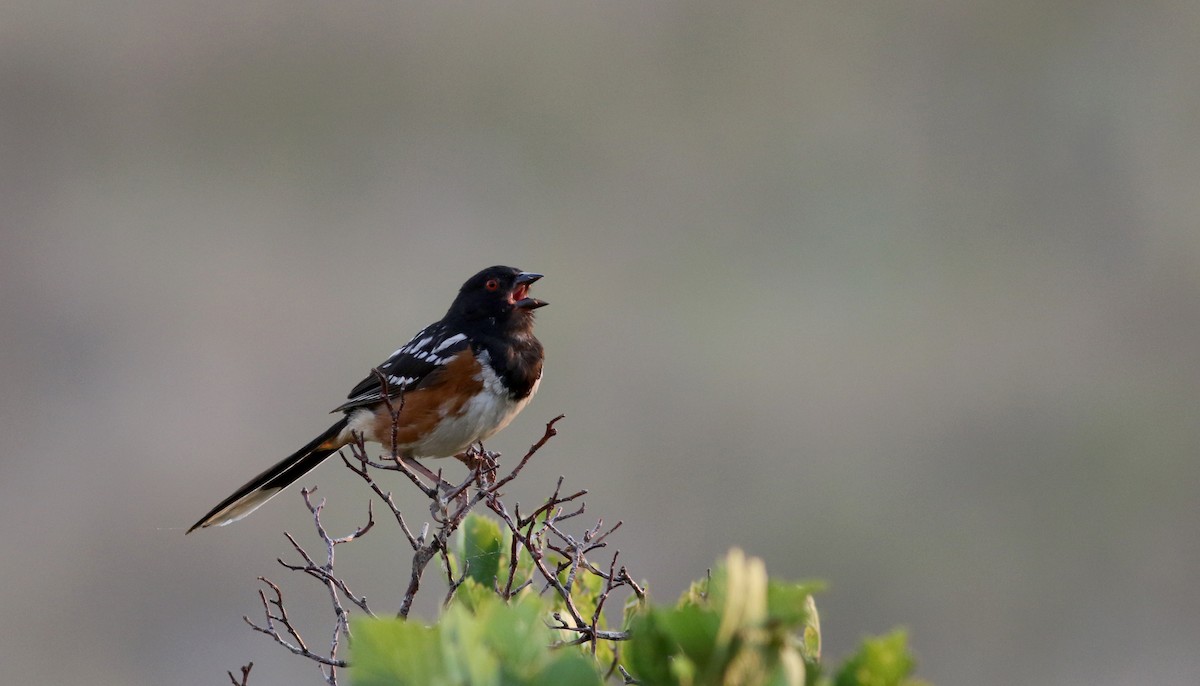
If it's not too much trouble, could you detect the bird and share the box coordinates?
[188,265,547,532]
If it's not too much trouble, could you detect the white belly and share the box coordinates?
[417,378,535,458]
[413,362,540,457]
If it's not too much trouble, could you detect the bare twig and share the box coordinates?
[276,490,375,617]
[488,415,565,495]
[372,368,403,466]
[244,487,378,685]
[244,578,347,670]
[398,537,439,618]
[227,662,252,686]
[341,440,420,548]
[442,553,468,607]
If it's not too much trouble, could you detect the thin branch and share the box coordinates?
[227,662,252,686]
[442,554,468,608]
[488,414,565,495]
[244,578,347,669]
[398,540,439,618]
[341,442,420,548]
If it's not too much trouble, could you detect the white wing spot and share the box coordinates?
[434,333,466,353]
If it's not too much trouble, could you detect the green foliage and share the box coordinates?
[451,511,623,668]
[626,549,822,686]
[827,630,929,686]
[449,511,536,610]
[348,517,927,686]
[351,591,602,686]
[452,513,503,588]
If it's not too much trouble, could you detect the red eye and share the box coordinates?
[485,278,500,292]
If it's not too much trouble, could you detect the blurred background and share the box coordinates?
[2,2,1198,684]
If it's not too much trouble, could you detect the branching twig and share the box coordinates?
[277,490,375,617]
[243,487,376,685]
[244,578,348,671]
[488,415,565,495]
[227,662,252,686]
[341,441,420,548]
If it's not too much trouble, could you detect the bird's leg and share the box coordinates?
[401,457,450,488]
[401,456,474,526]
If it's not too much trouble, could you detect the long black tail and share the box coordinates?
[187,417,349,533]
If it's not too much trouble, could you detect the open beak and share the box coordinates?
[513,272,547,309]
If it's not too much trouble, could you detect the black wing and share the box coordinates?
[333,322,471,413]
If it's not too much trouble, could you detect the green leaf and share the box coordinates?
[350,617,444,686]
[531,654,604,686]
[458,513,504,587]
[626,610,682,686]
[658,603,721,674]
[452,577,496,614]
[438,603,496,686]
[766,580,824,628]
[478,592,547,669]
[834,630,919,686]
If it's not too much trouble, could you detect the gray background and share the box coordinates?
[3,2,1198,685]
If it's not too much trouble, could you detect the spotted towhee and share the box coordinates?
[188,265,547,532]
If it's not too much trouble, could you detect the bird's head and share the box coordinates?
[449,266,547,324]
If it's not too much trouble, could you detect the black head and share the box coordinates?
[448,266,547,323]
